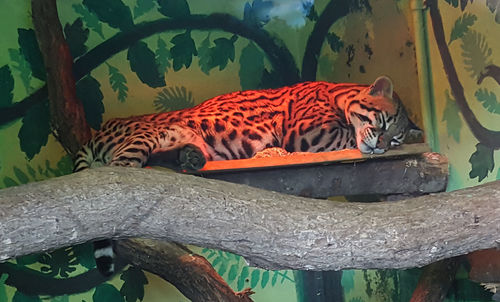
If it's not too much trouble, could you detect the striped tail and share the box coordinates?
[93,239,115,276]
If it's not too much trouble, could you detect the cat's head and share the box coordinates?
[345,76,420,154]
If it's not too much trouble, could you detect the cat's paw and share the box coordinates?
[178,144,207,171]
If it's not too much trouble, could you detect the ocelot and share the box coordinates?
[74,76,416,275]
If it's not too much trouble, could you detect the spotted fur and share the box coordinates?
[74,76,414,275]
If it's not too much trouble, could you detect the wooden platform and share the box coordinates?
[194,144,448,199]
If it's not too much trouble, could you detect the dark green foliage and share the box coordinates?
[170,30,197,71]
[261,270,269,287]
[2,177,18,188]
[475,88,500,114]
[449,13,476,45]
[18,101,51,160]
[237,266,249,291]
[461,30,492,79]
[72,243,96,270]
[12,292,41,302]
[39,247,78,278]
[17,28,46,81]
[153,86,194,112]
[13,166,29,184]
[157,0,190,18]
[0,274,7,302]
[8,48,32,93]
[445,0,459,8]
[2,156,72,188]
[469,143,495,181]
[93,284,125,302]
[64,18,89,58]
[442,90,462,143]
[72,4,105,39]
[198,35,237,74]
[120,266,148,302]
[76,75,105,130]
[155,36,171,74]
[239,41,265,90]
[243,0,273,27]
[107,64,128,102]
[127,41,166,88]
[0,65,14,107]
[16,254,41,265]
[83,0,134,31]
[326,32,344,53]
[133,0,156,19]
[460,0,472,10]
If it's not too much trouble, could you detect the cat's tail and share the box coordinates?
[93,239,115,276]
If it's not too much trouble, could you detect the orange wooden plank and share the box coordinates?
[200,143,430,173]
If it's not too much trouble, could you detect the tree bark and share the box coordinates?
[116,239,254,302]
[31,0,91,155]
[0,167,499,271]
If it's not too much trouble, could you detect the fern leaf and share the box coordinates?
[153,86,194,112]
[449,13,476,45]
[475,88,500,114]
[460,30,493,79]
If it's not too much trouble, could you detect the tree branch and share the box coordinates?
[477,64,500,86]
[428,0,500,149]
[31,0,91,155]
[0,13,300,126]
[1,167,499,271]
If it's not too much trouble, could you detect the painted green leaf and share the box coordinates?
[250,269,260,288]
[210,36,237,71]
[217,258,228,276]
[64,18,89,58]
[442,90,462,143]
[0,65,14,107]
[72,242,95,269]
[239,41,265,90]
[13,292,42,302]
[261,270,269,288]
[326,32,344,52]
[445,0,459,8]
[271,270,279,286]
[120,266,148,302]
[18,28,46,81]
[133,0,156,19]
[16,253,40,265]
[475,88,500,114]
[469,143,494,182]
[26,164,37,179]
[8,48,32,93]
[449,13,476,45]
[93,284,125,302]
[108,64,128,102]
[157,0,190,18]
[13,166,29,184]
[497,167,500,180]
[18,101,51,159]
[0,274,8,302]
[243,0,273,27]
[39,247,78,278]
[306,5,319,21]
[170,30,197,71]
[237,266,250,291]
[76,75,105,130]
[461,30,492,79]
[51,295,69,302]
[57,155,74,175]
[197,35,212,75]
[227,263,239,282]
[128,41,165,88]
[155,36,171,74]
[83,0,134,30]
[72,4,105,39]
[211,254,222,268]
[3,177,18,187]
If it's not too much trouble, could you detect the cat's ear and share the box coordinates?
[369,76,393,98]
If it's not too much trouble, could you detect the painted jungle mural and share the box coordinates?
[0,0,498,301]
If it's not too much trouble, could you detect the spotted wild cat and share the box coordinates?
[74,75,416,275]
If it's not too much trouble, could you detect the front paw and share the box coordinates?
[178,144,207,171]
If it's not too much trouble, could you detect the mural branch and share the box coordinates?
[428,0,500,150]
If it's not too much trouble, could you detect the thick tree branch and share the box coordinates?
[31,0,91,155]
[477,64,500,86]
[428,0,500,149]
[0,167,499,271]
[116,239,254,302]
[0,13,299,126]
